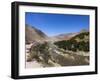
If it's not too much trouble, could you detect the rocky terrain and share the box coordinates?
[25,24,89,68]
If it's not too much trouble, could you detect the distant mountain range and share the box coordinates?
[25,24,88,43]
[51,33,78,42]
[52,29,88,41]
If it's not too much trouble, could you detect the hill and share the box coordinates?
[50,33,78,42]
[54,32,89,52]
[25,24,48,44]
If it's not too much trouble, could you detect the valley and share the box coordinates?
[25,24,89,68]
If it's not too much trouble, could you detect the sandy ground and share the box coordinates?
[26,60,43,68]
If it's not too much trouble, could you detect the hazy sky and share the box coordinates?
[25,12,89,36]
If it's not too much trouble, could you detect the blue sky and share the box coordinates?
[25,12,89,36]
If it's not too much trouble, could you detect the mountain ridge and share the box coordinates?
[25,24,48,44]
[26,24,89,43]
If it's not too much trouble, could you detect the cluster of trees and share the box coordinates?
[54,32,89,52]
[54,40,89,52]
[71,32,89,40]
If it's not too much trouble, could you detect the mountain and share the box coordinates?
[50,33,78,42]
[51,29,89,42]
[70,31,89,42]
[54,31,89,52]
[25,24,48,44]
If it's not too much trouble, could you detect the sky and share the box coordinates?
[25,12,89,36]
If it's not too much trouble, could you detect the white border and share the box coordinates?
[19,5,95,76]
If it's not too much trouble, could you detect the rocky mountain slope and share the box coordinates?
[54,32,89,52]
[25,24,48,44]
